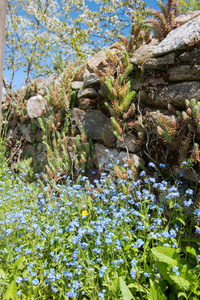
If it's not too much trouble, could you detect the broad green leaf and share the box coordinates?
[170,275,191,291]
[178,292,187,298]
[128,283,147,293]
[111,277,121,296]
[149,279,168,300]
[119,277,134,300]
[185,246,197,258]
[14,256,23,270]
[176,217,185,226]
[151,246,178,266]
[4,280,17,300]
[0,269,5,279]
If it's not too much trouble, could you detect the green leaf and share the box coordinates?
[111,277,121,296]
[14,256,23,270]
[151,246,178,266]
[178,292,187,298]
[185,246,197,258]
[176,217,185,226]
[128,283,147,293]
[149,279,168,300]
[170,275,191,292]
[4,280,17,300]
[0,269,5,279]
[119,277,134,300]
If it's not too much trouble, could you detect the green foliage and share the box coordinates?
[151,245,200,299]
[51,44,67,74]
[152,99,200,167]
[39,116,95,185]
[118,20,152,56]
[146,0,180,41]
[2,90,28,126]
[97,50,136,140]
[178,0,200,13]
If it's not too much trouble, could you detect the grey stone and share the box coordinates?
[77,88,99,99]
[27,95,47,118]
[94,144,144,172]
[35,130,43,142]
[130,43,157,66]
[173,165,200,185]
[73,108,115,146]
[142,53,175,70]
[174,10,200,26]
[83,73,100,88]
[71,81,84,89]
[153,15,200,56]
[79,98,96,110]
[18,123,33,143]
[178,47,200,64]
[116,134,141,153]
[168,65,200,81]
[156,82,200,109]
[140,81,200,109]
[86,49,108,73]
[22,144,36,158]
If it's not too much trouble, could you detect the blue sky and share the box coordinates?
[4,0,159,92]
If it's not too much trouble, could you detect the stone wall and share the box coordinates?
[3,11,200,183]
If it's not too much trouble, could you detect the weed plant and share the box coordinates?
[0,160,200,300]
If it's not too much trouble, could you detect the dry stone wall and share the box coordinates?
[4,12,200,182]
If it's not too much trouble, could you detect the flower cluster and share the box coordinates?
[0,167,199,299]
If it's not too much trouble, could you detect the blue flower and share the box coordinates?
[149,162,155,168]
[135,239,144,249]
[140,171,146,177]
[144,272,150,278]
[172,266,180,276]
[66,288,77,298]
[16,277,23,284]
[194,209,200,217]
[98,292,105,299]
[17,290,22,296]
[131,259,137,267]
[172,266,178,272]
[186,189,193,195]
[184,199,193,206]
[99,266,107,278]
[130,268,136,279]
[32,278,39,286]
[159,163,166,168]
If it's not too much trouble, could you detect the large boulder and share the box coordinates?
[140,81,200,109]
[73,108,115,146]
[174,10,200,26]
[168,65,200,81]
[178,47,200,64]
[153,15,200,56]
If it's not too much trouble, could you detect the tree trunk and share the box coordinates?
[0,0,7,133]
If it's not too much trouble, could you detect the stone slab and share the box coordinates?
[153,15,200,56]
